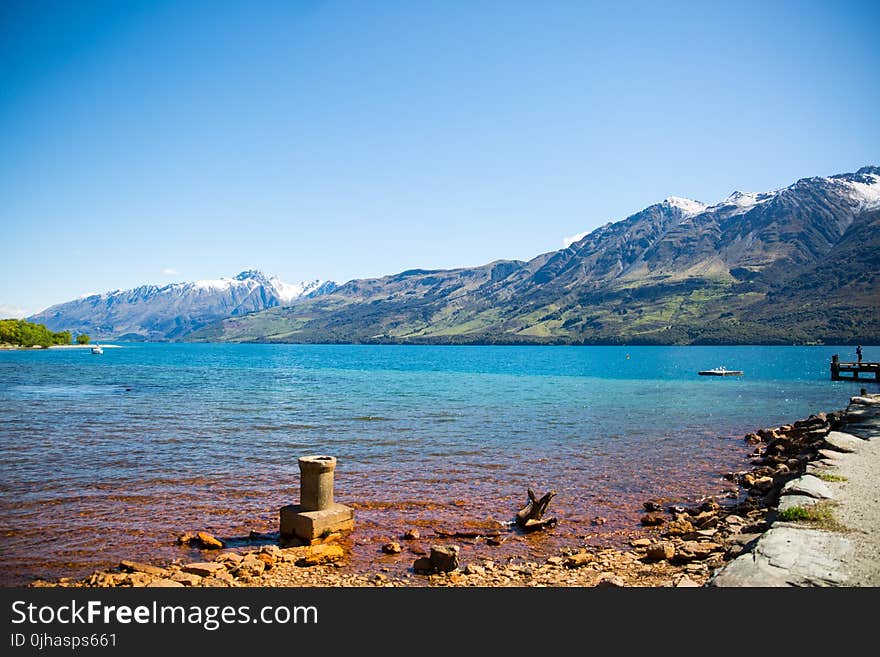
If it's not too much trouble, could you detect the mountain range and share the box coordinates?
[30,166,879,345]
[189,166,880,345]
[29,271,336,341]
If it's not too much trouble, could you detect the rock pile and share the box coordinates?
[35,540,349,589]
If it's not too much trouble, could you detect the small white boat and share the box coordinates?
[698,366,743,376]
[91,345,104,355]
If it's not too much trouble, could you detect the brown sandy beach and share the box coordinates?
[31,393,880,589]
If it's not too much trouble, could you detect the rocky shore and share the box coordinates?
[31,394,879,588]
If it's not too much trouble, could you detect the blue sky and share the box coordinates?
[2,0,878,316]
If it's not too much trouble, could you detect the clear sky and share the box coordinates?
[2,0,878,317]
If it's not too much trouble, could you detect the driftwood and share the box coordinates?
[515,488,558,532]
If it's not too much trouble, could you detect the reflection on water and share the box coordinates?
[0,343,869,585]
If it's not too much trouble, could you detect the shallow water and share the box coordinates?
[0,344,873,585]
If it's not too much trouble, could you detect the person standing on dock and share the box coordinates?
[856,345,863,363]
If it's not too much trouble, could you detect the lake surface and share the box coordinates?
[0,344,873,585]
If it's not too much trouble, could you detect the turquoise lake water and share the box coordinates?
[0,343,875,584]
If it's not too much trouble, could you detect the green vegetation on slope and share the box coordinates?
[186,179,880,346]
[0,319,72,348]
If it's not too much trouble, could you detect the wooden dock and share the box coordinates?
[831,355,880,382]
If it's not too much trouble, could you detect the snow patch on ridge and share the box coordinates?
[838,173,880,211]
[191,277,240,292]
[663,196,707,217]
[563,230,590,248]
[561,168,878,263]
[710,190,776,215]
[269,277,325,303]
[183,271,327,303]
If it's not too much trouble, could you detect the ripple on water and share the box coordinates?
[0,343,863,585]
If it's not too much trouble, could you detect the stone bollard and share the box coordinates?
[298,455,336,511]
[280,455,354,542]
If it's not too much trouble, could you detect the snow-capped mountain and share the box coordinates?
[185,270,329,304]
[196,166,880,345]
[29,270,337,340]
[662,196,708,217]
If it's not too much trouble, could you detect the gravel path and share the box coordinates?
[825,397,880,586]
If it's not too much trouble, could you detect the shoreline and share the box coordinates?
[710,392,880,586]
[47,343,121,349]
[29,394,879,588]
[0,343,121,350]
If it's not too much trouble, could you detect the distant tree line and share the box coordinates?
[0,319,73,348]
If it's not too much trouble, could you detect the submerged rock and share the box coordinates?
[429,545,460,573]
[177,531,225,549]
[413,557,434,574]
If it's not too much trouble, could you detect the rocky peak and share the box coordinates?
[29,269,335,340]
[233,270,270,284]
[662,196,707,217]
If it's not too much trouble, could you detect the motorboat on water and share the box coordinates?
[698,366,743,376]
[91,345,104,355]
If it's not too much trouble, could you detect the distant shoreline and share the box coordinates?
[0,344,121,350]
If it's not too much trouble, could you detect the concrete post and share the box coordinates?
[280,455,354,541]
[298,455,336,511]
